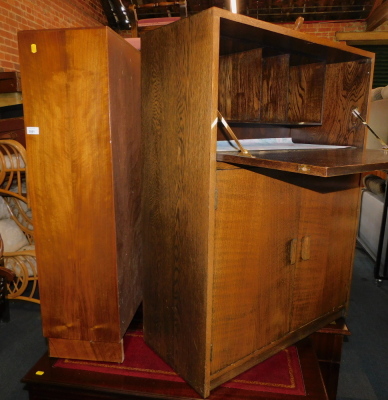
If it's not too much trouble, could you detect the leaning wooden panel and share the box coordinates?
[18,27,142,362]
[141,12,219,397]
[106,29,142,336]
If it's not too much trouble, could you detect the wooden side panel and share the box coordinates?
[288,62,325,123]
[291,60,372,146]
[218,48,262,121]
[18,28,140,359]
[291,175,360,329]
[211,168,298,374]
[261,54,289,123]
[107,30,142,336]
[141,12,219,397]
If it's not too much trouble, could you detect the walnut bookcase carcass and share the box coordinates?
[18,27,142,362]
[141,7,388,398]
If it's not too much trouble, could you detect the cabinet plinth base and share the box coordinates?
[210,309,344,391]
[48,337,124,363]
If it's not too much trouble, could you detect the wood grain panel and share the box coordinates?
[291,60,373,147]
[290,175,360,329]
[48,337,123,362]
[18,27,142,361]
[288,62,325,123]
[141,11,219,397]
[20,28,115,342]
[211,168,298,374]
[261,54,289,123]
[107,30,142,336]
[218,48,262,121]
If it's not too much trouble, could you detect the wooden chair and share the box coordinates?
[0,234,16,322]
[127,1,187,38]
[0,140,38,304]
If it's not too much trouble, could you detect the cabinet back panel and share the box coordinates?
[291,60,372,146]
[261,54,289,123]
[288,62,325,123]
[218,48,262,120]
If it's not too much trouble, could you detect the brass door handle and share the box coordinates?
[301,236,311,261]
[289,238,297,265]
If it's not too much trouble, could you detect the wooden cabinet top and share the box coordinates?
[213,7,373,63]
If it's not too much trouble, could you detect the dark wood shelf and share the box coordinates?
[217,148,388,177]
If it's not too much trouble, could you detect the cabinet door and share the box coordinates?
[290,175,360,330]
[211,167,299,374]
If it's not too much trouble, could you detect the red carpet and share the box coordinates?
[54,330,305,396]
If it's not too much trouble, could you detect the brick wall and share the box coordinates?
[0,0,107,72]
[1,1,388,72]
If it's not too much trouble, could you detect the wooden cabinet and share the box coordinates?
[18,27,142,362]
[211,167,360,377]
[141,7,388,398]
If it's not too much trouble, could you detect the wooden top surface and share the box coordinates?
[204,7,373,62]
[217,148,388,177]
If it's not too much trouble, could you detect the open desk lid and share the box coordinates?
[216,147,388,177]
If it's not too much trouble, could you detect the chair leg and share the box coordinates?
[1,298,11,322]
[0,264,16,322]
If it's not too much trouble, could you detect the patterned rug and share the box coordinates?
[54,329,305,396]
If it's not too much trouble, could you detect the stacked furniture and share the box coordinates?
[0,139,38,304]
[141,7,388,397]
[0,72,24,146]
[0,235,15,322]
[18,27,142,363]
[127,0,188,38]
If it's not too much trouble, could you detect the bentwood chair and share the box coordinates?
[0,235,15,322]
[0,140,38,304]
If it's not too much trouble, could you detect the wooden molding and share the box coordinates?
[335,31,388,45]
[367,0,388,31]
